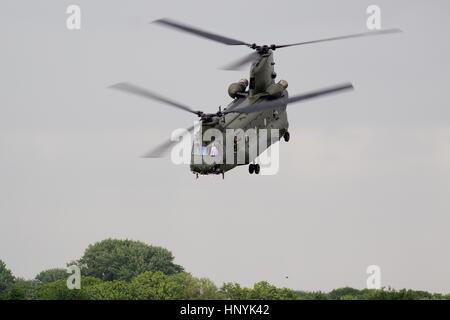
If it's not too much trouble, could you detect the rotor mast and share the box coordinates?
[249,48,276,96]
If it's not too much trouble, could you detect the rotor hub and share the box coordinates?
[250,44,276,54]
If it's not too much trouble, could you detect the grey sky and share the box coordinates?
[1,0,449,293]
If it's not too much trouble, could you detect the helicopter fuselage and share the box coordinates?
[190,50,290,176]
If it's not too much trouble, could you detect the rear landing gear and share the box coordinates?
[283,131,290,142]
[249,164,260,175]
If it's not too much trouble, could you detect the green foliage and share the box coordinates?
[249,281,299,300]
[3,239,450,300]
[130,271,167,299]
[77,239,183,281]
[328,287,363,300]
[84,280,134,300]
[358,288,435,300]
[0,260,15,298]
[35,268,68,284]
[220,283,251,299]
[4,279,41,300]
[220,282,298,300]
[162,272,209,300]
[131,272,220,300]
[36,276,101,300]
[296,290,329,300]
[196,278,221,300]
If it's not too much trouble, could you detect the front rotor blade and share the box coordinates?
[142,124,196,158]
[153,18,250,46]
[275,28,402,49]
[231,82,354,114]
[109,82,202,116]
[221,52,260,71]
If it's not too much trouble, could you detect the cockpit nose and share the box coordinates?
[190,163,222,175]
[191,134,223,175]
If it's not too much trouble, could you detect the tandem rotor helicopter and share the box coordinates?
[110,18,401,179]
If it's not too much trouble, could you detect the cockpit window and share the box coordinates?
[192,141,220,156]
[192,142,203,155]
[209,142,219,157]
[192,134,221,157]
[192,130,203,155]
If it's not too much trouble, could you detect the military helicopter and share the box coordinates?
[110,18,400,178]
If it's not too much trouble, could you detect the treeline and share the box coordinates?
[1,239,448,300]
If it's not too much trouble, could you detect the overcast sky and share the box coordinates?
[1,0,449,293]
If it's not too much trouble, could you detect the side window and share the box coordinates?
[249,77,255,90]
[273,110,279,120]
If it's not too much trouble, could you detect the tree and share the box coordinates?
[360,288,435,300]
[163,272,217,300]
[5,279,41,300]
[131,271,168,299]
[36,276,101,300]
[296,290,328,300]
[249,281,299,300]
[35,268,68,284]
[220,282,299,300]
[84,280,134,300]
[0,260,14,298]
[77,239,183,281]
[329,287,362,300]
[196,278,221,300]
[220,283,251,300]
[131,272,220,300]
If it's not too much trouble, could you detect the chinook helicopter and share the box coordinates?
[110,18,400,178]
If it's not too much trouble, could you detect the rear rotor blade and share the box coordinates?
[142,124,196,158]
[231,82,354,114]
[275,28,402,49]
[153,18,250,46]
[109,82,202,116]
[221,52,260,71]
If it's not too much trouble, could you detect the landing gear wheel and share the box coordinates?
[249,164,255,174]
[283,131,290,142]
[254,164,260,174]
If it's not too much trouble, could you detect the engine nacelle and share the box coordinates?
[266,80,288,98]
[228,79,249,98]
